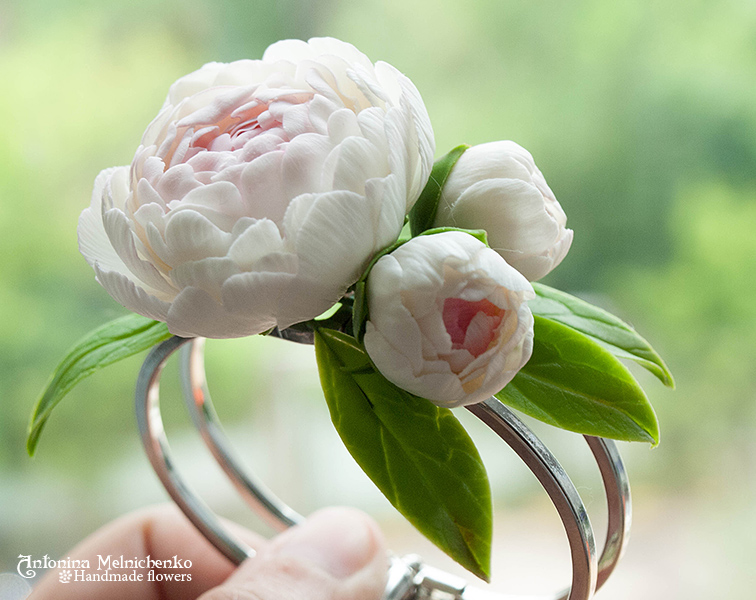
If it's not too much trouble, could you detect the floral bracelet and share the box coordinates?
[31,37,672,582]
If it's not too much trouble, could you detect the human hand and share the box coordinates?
[32,505,388,600]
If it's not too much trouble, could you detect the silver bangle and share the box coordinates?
[136,334,631,600]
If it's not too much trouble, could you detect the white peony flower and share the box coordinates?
[363,231,534,408]
[79,37,434,338]
[433,141,572,281]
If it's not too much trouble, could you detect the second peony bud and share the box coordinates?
[363,231,534,408]
[433,141,573,281]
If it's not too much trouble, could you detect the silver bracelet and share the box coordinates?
[136,334,630,600]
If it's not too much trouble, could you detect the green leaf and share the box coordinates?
[315,328,492,581]
[530,283,674,388]
[27,314,171,455]
[409,144,469,236]
[352,280,368,340]
[419,226,490,247]
[497,316,660,445]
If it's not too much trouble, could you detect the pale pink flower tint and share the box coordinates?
[78,38,434,338]
[364,231,534,408]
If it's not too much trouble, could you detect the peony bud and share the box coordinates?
[363,231,534,407]
[433,141,572,281]
[78,38,434,338]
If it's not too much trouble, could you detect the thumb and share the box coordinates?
[199,507,388,600]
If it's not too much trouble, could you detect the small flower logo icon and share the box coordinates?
[58,570,72,584]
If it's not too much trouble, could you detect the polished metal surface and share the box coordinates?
[179,338,304,532]
[466,400,596,600]
[135,336,254,565]
[136,334,632,600]
[584,437,631,592]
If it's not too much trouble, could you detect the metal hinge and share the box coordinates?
[384,555,468,600]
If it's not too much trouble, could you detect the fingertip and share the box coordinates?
[212,507,389,600]
[272,507,386,579]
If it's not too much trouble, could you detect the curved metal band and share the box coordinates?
[135,335,254,564]
[136,335,631,600]
[179,337,304,532]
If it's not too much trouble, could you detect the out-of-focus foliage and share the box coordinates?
[1,0,755,594]
[612,182,756,485]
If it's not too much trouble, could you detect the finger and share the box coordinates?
[199,507,388,600]
[32,504,267,600]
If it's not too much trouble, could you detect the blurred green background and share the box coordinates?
[1,0,755,598]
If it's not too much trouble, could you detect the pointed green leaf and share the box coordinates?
[530,283,674,388]
[497,316,660,445]
[28,314,171,455]
[315,328,492,581]
[409,144,469,236]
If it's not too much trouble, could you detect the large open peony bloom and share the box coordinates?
[79,37,434,338]
[363,231,534,407]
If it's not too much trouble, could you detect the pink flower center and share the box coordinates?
[189,103,274,154]
[443,298,506,358]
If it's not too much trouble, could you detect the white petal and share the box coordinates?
[169,181,246,232]
[167,286,269,338]
[280,193,317,250]
[163,209,233,265]
[413,371,467,407]
[165,62,228,105]
[416,310,453,354]
[302,55,362,107]
[364,323,424,384]
[306,37,375,72]
[78,167,130,273]
[262,39,313,62]
[374,61,403,105]
[170,257,242,301]
[79,205,126,273]
[365,256,427,373]
[134,178,167,212]
[451,179,561,255]
[228,219,286,270]
[510,228,574,281]
[176,86,254,129]
[156,164,202,201]
[221,268,333,330]
[331,136,384,195]
[281,133,333,200]
[307,94,339,134]
[240,132,287,162]
[239,150,289,224]
[214,60,272,87]
[302,65,344,107]
[366,174,406,250]
[382,106,411,198]
[346,65,388,107]
[107,165,132,209]
[94,264,171,322]
[282,102,313,138]
[441,143,532,202]
[366,321,466,406]
[356,108,390,163]
[293,190,376,285]
[326,108,362,145]
[102,208,175,297]
[141,106,176,148]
